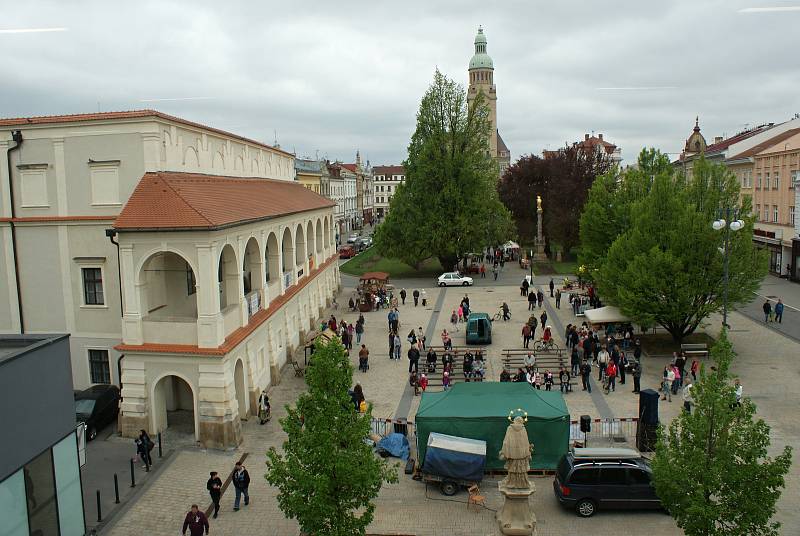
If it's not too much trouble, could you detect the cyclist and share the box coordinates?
[542,325,552,345]
[501,302,510,321]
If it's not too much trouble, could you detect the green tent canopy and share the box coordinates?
[415,382,570,470]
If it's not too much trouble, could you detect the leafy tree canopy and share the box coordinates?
[266,338,398,536]
[499,144,611,253]
[582,154,766,341]
[652,330,792,535]
[373,69,513,270]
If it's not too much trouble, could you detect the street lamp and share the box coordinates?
[712,208,744,328]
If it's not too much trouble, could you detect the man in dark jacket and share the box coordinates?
[207,471,223,518]
[232,462,250,511]
[413,289,420,306]
[182,505,209,536]
[407,345,420,374]
[549,278,555,297]
[580,360,592,393]
[631,361,642,394]
[537,290,544,308]
[527,290,536,310]
[400,288,407,305]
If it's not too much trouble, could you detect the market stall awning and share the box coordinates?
[359,271,389,281]
[584,306,631,325]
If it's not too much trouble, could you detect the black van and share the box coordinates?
[553,448,661,517]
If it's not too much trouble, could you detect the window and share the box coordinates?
[757,174,761,189]
[765,172,770,189]
[628,468,651,485]
[600,467,628,485]
[755,204,760,220]
[0,470,28,536]
[89,162,121,205]
[790,206,795,226]
[774,173,779,189]
[568,468,598,485]
[89,349,110,384]
[773,205,779,223]
[764,206,769,222]
[25,448,59,535]
[387,185,392,192]
[82,267,104,305]
[53,433,86,535]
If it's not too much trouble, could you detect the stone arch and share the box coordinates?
[315,218,323,253]
[218,243,239,310]
[323,216,331,248]
[294,223,306,267]
[184,146,199,169]
[234,357,249,418]
[306,220,315,267]
[242,236,262,296]
[151,372,198,441]
[234,154,244,171]
[281,227,294,276]
[212,151,225,170]
[251,159,260,175]
[138,250,198,320]
[265,231,280,289]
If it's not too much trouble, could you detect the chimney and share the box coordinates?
[598,134,603,141]
[585,134,590,141]
[714,136,723,144]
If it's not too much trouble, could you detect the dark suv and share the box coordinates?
[553,448,661,517]
[75,384,120,441]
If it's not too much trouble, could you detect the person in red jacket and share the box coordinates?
[182,505,209,536]
[605,361,617,393]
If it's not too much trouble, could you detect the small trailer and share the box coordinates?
[421,432,487,496]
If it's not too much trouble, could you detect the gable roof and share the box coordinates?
[497,131,509,154]
[372,165,405,176]
[340,163,357,172]
[114,172,334,231]
[704,125,773,156]
[727,128,800,161]
[0,109,293,157]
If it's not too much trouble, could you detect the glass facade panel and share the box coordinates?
[25,448,59,536]
[0,470,29,536]
[53,433,85,536]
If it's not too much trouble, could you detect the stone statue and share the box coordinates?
[536,195,542,212]
[499,416,533,489]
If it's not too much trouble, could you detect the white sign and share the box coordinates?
[76,422,86,467]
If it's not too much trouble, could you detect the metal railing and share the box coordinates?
[370,417,417,460]
[569,417,639,448]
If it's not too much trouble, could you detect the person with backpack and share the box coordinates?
[231,462,250,511]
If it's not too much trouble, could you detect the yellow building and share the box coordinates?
[295,158,323,194]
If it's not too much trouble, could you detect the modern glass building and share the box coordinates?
[0,334,85,536]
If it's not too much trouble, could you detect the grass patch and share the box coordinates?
[638,331,717,358]
[340,247,444,279]
[551,261,578,275]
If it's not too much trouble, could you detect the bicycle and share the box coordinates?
[533,339,559,352]
[493,308,511,322]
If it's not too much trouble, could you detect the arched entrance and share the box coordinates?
[234,359,248,419]
[152,374,197,441]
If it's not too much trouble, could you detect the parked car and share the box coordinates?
[437,272,473,287]
[361,236,373,248]
[75,384,121,441]
[466,312,492,344]
[553,448,661,517]
[347,233,359,244]
[339,245,356,259]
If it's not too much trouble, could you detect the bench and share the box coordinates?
[680,343,708,359]
[500,348,566,369]
[423,346,487,387]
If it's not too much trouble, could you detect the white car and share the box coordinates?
[437,272,474,287]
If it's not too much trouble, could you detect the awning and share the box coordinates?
[584,306,631,325]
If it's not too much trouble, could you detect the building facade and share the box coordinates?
[326,162,345,243]
[543,133,622,164]
[295,158,323,194]
[466,27,510,176]
[372,165,405,218]
[0,334,85,536]
[0,111,340,448]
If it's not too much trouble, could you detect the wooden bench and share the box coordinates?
[680,343,709,359]
[423,346,487,387]
[500,348,566,369]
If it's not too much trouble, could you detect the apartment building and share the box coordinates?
[372,165,405,218]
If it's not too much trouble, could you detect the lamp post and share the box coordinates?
[712,208,744,328]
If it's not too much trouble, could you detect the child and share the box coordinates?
[690,359,699,382]
[450,311,459,332]
[419,373,428,392]
[409,371,419,396]
[442,371,451,390]
[457,305,464,323]
[544,370,554,391]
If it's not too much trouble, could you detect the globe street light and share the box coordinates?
[712,208,744,328]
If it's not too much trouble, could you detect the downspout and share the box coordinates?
[105,228,125,390]
[6,130,25,333]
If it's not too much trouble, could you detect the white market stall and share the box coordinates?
[583,306,631,326]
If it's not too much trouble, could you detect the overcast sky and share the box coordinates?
[2,1,799,166]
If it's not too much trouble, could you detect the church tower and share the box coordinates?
[467,26,498,157]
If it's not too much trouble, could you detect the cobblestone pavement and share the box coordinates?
[105,267,799,535]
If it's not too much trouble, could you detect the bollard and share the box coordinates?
[96,490,102,522]
[130,458,136,488]
[158,432,162,458]
[114,473,120,504]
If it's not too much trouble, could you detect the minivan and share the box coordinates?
[75,385,121,441]
[553,448,661,517]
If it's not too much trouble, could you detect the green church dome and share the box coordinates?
[468,26,493,70]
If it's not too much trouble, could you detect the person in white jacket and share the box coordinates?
[682,383,693,413]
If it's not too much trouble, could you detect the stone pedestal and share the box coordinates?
[533,210,547,262]
[496,480,537,536]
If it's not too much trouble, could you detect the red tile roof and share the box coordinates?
[372,165,405,176]
[340,163,357,172]
[114,172,334,231]
[0,109,293,157]
[726,128,800,160]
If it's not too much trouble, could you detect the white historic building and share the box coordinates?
[0,111,339,447]
[372,165,405,218]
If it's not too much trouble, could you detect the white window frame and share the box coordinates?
[790,206,795,226]
[77,262,108,308]
[773,205,779,223]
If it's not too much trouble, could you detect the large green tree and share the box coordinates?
[265,339,397,536]
[584,155,766,341]
[652,330,792,535]
[373,69,513,270]
[499,144,611,254]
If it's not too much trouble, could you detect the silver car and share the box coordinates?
[437,272,474,287]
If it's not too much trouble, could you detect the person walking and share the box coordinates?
[257,390,271,424]
[605,361,617,393]
[571,347,580,377]
[580,360,592,393]
[232,462,250,511]
[690,359,699,382]
[631,360,642,394]
[527,290,536,311]
[408,345,420,374]
[136,430,154,468]
[480,263,486,278]
[521,278,529,297]
[182,505,209,536]
[597,346,609,381]
[774,299,784,323]
[537,290,544,308]
[762,300,772,322]
[355,319,364,344]
[555,288,561,309]
[682,383,694,414]
[549,278,554,297]
[734,378,743,406]
[207,471,223,518]
[559,367,571,393]
[661,366,674,402]
[358,344,370,372]
[413,289,420,307]
[400,288,407,305]
[522,323,532,349]
[450,310,459,332]
[493,263,499,280]
[393,333,402,361]
[421,289,428,306]
[539,311,548,331]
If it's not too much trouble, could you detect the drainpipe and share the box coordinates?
[105,228,125,390]
[6,130,25,333]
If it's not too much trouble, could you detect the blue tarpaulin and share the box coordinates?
[377,433,410,460]
[423,433,486,482]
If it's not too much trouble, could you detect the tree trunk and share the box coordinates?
[438,254,459,273]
